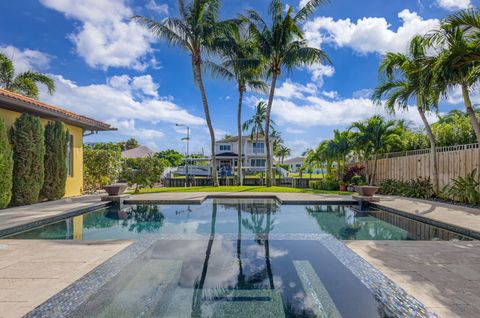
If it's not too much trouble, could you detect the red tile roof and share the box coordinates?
[0,88,115,131]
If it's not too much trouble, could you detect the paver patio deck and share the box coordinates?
[0,239,131,318]
[346,240,480,318]
[372,195,480,234]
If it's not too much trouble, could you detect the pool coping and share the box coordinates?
[369,202,480,240]
[0,201,111,238]
[22,233,437,318]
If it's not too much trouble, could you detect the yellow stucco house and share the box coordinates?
[0,88,115,197]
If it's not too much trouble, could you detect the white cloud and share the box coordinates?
[306,63,334,85]
[436,0,472,10]
[40,0,156,70]
[108,118,164,148]
[39,74,205,127]
[285,128,305,134]
[303,9,440,54]
[275,79,317,99]
[146,0,169,15]
[0,45,51,73]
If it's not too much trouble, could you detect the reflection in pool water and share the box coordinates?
[7,199,470,241]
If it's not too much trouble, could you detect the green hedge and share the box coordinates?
[41,121,68,200]
[378,178,434,199]
[309,178,339,191]
[83,146,122,192]
[10,114,45,206]
[0,118,13,208]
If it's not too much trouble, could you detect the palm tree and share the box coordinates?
[0,52,55,99]
[429,24,480,145]
[275,144,291,163]
[132,0,237,187]
[242,101,275,154]
[245,0,331,186]
[327,130,351,182]
[372,36,440,192]
[211,29,267,186]
[350,116,402,185]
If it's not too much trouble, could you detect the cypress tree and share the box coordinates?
[10,114,45,206]
[0,118,13,208]
[41,121,68,200]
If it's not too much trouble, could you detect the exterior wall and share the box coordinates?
[0,108,84,197]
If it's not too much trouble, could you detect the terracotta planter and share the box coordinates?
[339,184,347,192]
[355,186,379,197]
[103,183,128,196]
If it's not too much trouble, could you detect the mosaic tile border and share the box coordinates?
[0,201,111,238]
[24,232,437,318]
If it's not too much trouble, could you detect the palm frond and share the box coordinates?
[295,0,329,22]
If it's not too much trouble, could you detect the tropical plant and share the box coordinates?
[274,144,291,164]
[0,118,13,208]
[327,129,352,181]
[118,138,139,151]
[41,121,68,200]
[445,169,480,205]
[350,116,402,185]
[83,145,122,192]
[0,52,55,99]
[212,28,267,185]
[373,35,440,192]
[9,114,45,206]
[245,0,331,186]
[378,178,434,199]
[429,24,480,145]
[133,0,238,187]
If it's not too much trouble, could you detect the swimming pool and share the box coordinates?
[19,199,443,318]
[8,198,470,241]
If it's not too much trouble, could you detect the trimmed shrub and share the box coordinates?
[41,121,68,200]
[276,163,290,171]
[0,118,13,208]
[122,157,167,192]
[10,114,45,206]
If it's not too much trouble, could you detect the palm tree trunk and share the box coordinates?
[417,104,439,193]
[265,73,278,187]
[370,154,378,186]
[462,84,480,144]
[265,211,274,289]
[193,57,218,186]
[237,86,244,186]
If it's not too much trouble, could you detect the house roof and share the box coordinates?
[121,146,155,159]
[0,88,115,131]
[217,135,266,143]
[283,156,305,164]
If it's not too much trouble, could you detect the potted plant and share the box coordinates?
[355,185,379,197]
[339,182,347,192]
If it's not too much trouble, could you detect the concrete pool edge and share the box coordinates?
[23,233,437,318]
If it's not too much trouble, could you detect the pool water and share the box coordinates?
[8,199,470,241]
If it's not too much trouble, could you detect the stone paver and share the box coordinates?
[345,240,480,318]
[0,239,131,318]
[373,195,480,234]
[126,191,354,205]
[0,195,105,235]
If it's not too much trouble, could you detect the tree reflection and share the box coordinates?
[105,205,165,233]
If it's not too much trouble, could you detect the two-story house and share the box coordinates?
[215,135,273,175]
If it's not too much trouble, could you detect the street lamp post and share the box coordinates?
[176,124,190,187]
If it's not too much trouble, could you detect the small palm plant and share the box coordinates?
[242,101,275,153]
[244,0,331,186]
[132,0,238,187]
[0,52,55,99]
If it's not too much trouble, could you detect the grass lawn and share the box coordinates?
[132,186,350,195]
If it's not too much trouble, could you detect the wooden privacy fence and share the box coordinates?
[364,143,480,188]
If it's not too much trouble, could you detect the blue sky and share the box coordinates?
[0,0,477,156]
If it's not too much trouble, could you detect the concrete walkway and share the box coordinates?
[0,239,131,318]
[373,195,480,234]
[346,240,480,318]
[0,195,106,236]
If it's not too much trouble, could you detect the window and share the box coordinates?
[250,159,266,167]
[252,142,264,153]
[66,135,73,177]
[219,145,231,151]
